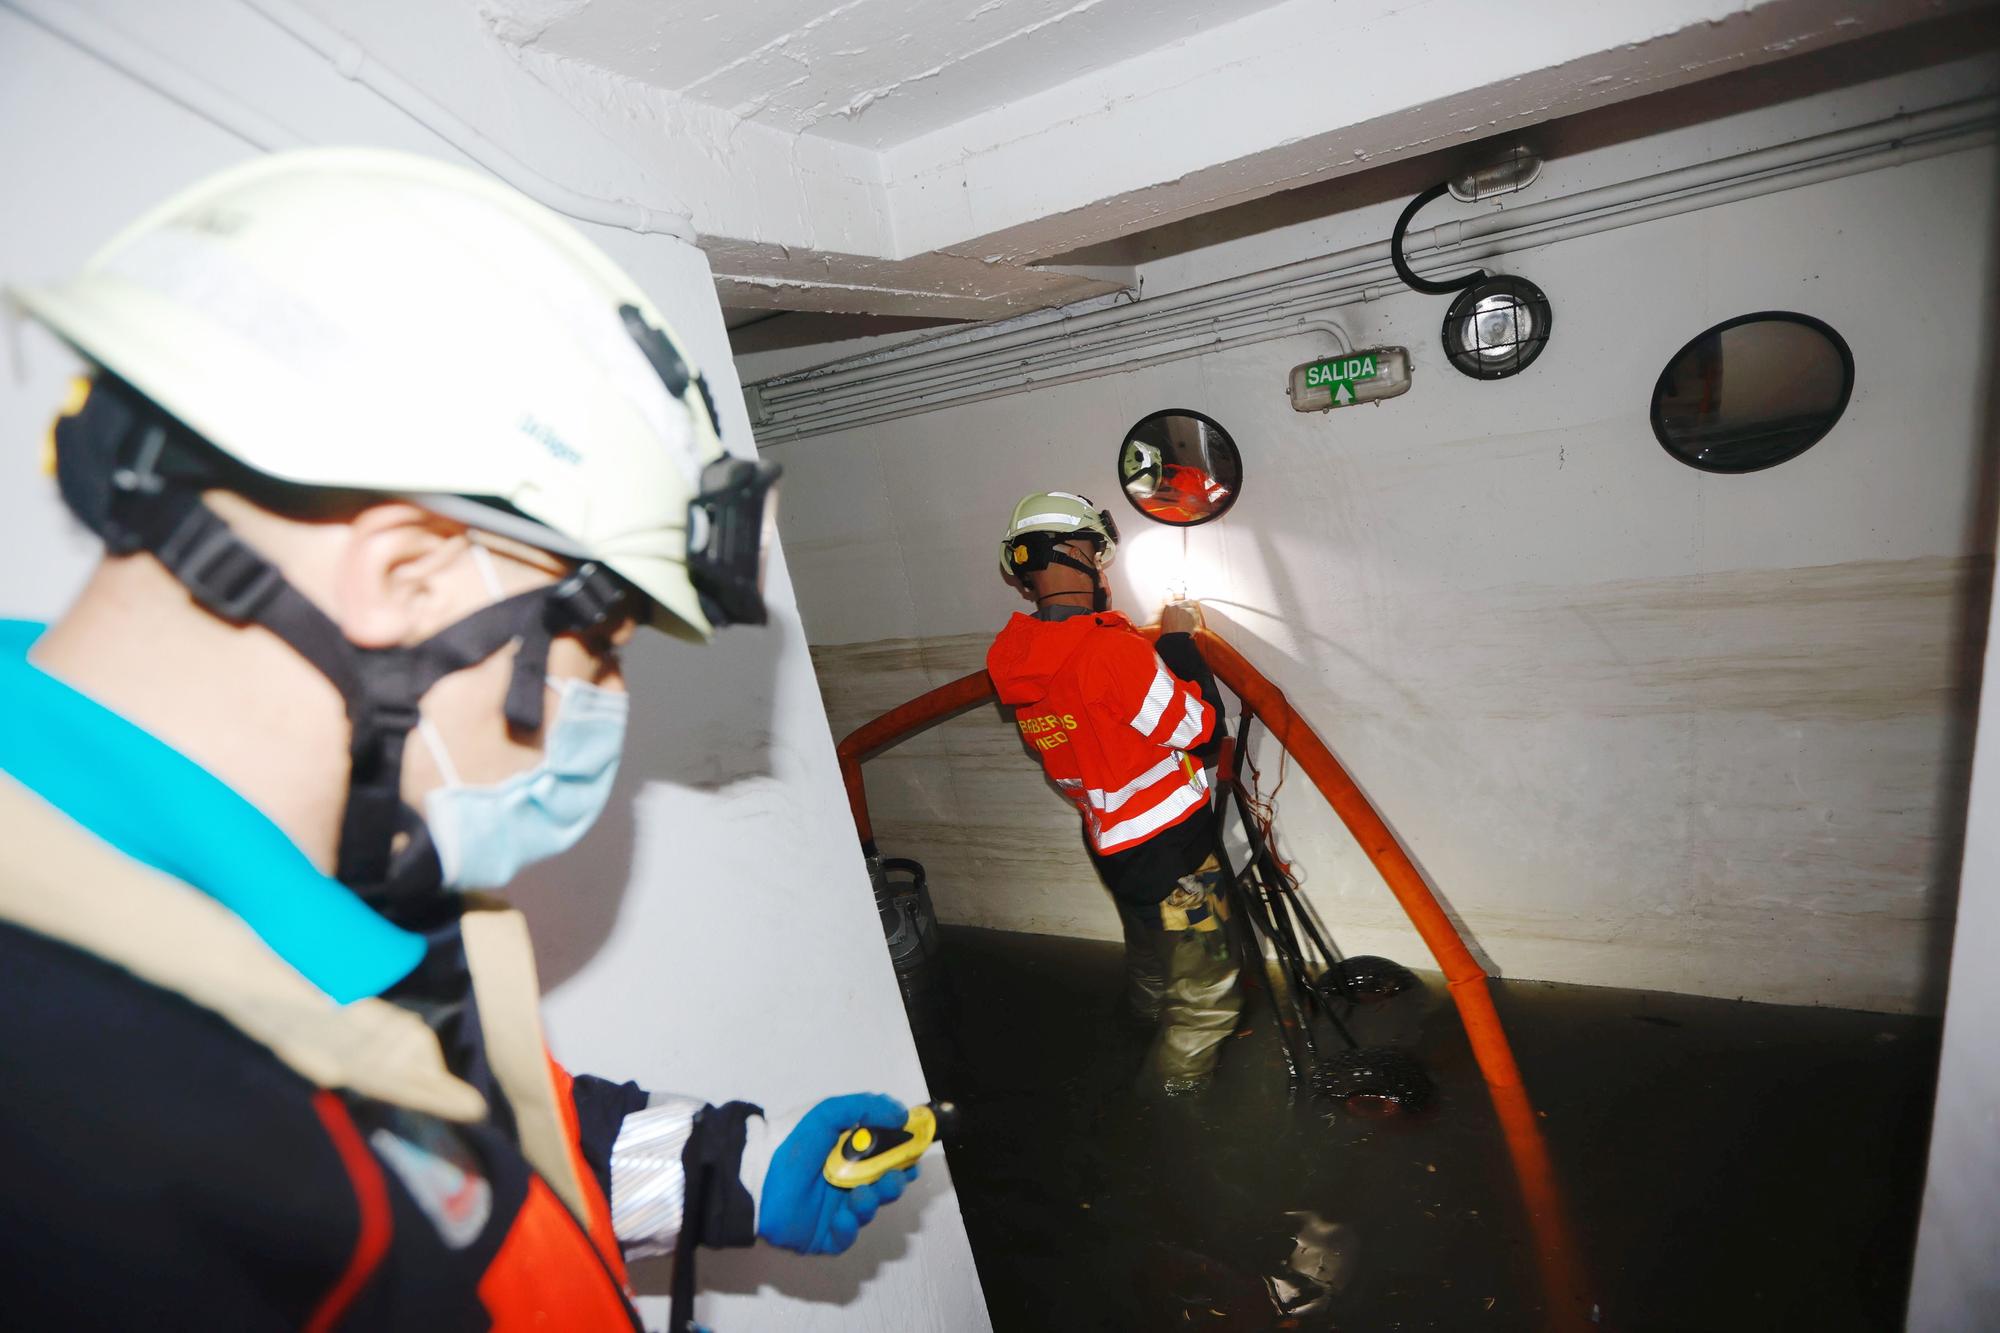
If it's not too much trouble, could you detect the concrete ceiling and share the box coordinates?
[488,0,1289,149]
[474,0,1995,323]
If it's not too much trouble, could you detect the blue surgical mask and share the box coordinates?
[417,676,629,890]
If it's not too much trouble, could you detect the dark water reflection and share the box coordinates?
[917,927,1938,1332]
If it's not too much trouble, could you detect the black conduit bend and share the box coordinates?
[1390,181,1487,296]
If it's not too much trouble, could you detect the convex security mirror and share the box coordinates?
[1651,312,1854,473]
[1118,409,1243,526]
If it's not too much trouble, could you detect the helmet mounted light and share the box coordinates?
[686,455,782,628]
[621,301,781,629]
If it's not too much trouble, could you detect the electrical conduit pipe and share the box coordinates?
[760,94,1994,405]
[0,0,698,243]
[239,0,697,242]
[752,100,1996,442]
[3,0,304,150]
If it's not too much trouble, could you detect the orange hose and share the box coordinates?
[835,668,995,848]
[831,627,1588,1327]
[1187,626,1589,1330]
[1189,634,1487,985]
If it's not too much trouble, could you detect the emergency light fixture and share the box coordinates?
[1390,157,1551,382]
[1440,276,1551,380]
[1287,347,1412,413]
[1449,146,1543,203]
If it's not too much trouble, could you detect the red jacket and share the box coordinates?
[1156,463,1228,520]
[987,611,1215,855]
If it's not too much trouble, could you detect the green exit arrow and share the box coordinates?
[1292,347,1409,416]
[1304,353,1378,408]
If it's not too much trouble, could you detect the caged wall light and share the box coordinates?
[1391,161,1552,381]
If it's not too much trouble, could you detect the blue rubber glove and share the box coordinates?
[756,1093,920,1255]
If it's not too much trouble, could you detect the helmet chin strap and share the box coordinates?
[139,486,562,901]
[1034,548,1109,613]
[57,378,630,912]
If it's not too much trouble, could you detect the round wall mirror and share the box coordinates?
[1651,312,1853,473]
[1118,409,1243,526]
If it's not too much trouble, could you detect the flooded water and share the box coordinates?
[915,926,1939,1332]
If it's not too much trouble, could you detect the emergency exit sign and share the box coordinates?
[1306,354,1377,404]
[1287,346,1412,413]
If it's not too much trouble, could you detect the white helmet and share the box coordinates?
[12,147,770,641]
[12,149,785,893]
[999,490,1119,581]
[1120,438,1164,499]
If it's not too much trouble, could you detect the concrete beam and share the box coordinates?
[894,0,1988,265]
[485,0,1988,315]
[704,238,1127,318]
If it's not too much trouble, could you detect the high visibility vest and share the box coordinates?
[988,611,1215,855]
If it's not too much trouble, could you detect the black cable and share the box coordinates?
[1390,181,1487,297]
[1232,857,1330,1063]
[1230,711,1361,1050]
[1209,827,1302,1084]
[1263,868,1359,1051]
[1214,775,1330,1061]
[1229,772,1345,977]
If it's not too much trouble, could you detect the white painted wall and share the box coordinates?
[757,57,1999,1015]
[1906,321,1999,1326]
[0,5,987,1329]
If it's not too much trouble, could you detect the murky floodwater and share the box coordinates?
[914,926,1938,1332]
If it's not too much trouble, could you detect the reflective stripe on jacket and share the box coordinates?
[987,610,1215,855]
